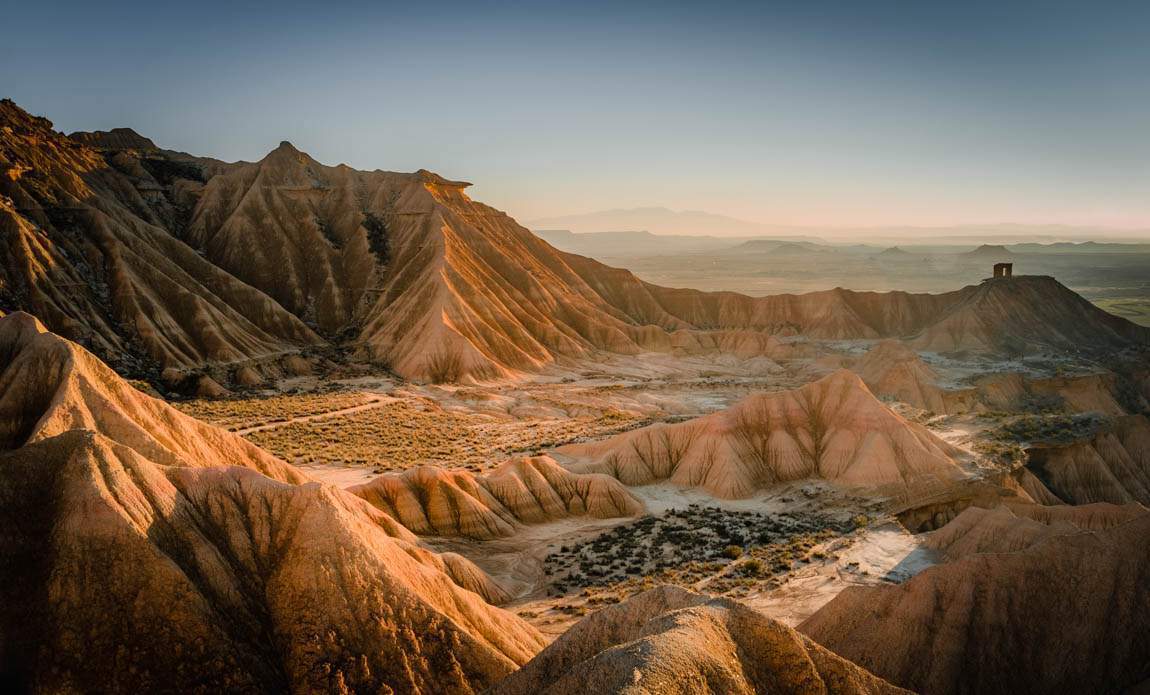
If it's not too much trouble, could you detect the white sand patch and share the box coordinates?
[297,465,380,487]
[746,523,937,626]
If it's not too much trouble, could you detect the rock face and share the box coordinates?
[349,455,644,540]
[923,502,1147,560]
[68,127,159,151]
[0,100,322,381]
[851,339,950,413]
[853,340,1134,415]
[4,99,1146,384]
[559,370,966,498]
[493,585,909,695]
[0,312,302,479]
[800,513,1150,695]
[1026,415,1150,505]
[907,274,1145,354]
[0,312,545,692]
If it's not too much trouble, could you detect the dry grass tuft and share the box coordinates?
[427,347,465,384]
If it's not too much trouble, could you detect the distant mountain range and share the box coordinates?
[529,208,1150,244]
[528,207,819,239]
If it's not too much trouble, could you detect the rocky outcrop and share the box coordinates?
[853,341,1134,415]
[349,455,643,540]
[851,339,951,412]
[493,585,909,695]
[0,312,546,692]
[923,502,1147,560]
[800,513,1150,694]
[0,311,301,480]
[908,275,1146,354]
[0,100,322,381]
[69,127,159,151]
[559,370,967,498]
[1026,415,1150,505]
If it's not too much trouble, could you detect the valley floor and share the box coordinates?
[171,338,1127,638]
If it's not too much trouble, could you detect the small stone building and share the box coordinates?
[993,262,1013,278]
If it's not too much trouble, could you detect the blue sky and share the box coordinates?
[3,1,1149,228]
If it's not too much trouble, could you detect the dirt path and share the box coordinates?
[234,395,395,435]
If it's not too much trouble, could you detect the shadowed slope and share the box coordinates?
[851,339,949,412]
[1027,415,1150,505]
[0,311,303,481]
[801,514,1150,694]
[0,100,321,378]
[923,502,1147,560]
[0,312,546,692]
[493,585,909,695]
[349,455,643,540]
[852,340,1134,415]
[0,433,543,693]
[559,370,966,498]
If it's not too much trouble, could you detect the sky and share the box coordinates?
[3,0,1150,230]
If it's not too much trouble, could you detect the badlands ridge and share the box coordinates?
[2,99,1147,388]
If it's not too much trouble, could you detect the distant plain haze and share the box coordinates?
[4,0,1150,234]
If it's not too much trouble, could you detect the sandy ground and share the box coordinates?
[234,394,393,434]
[426,482,844,599]
[746,523,937,626]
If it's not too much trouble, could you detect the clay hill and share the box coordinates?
[493,585,909,695]
[800,512,1150,694]
[0,101,322,384]
[558,370,967,498]
[852,340,1136,415]
[1026,414,1150,505]
[851,340,951,413]
[3,100,1147,387]
[0,312,547,693]
[923,502,1147,561]
[349,455,643,540]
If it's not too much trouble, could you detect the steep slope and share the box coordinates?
[1026,415,1150,505]
[558,370,967,498]
[6,99,1147,385]
[973,370,1131,415]
[800,514,1150,694]
[0,100,321,380]
[923,502,1147,560]
[0,313,546,692]
[349,455,643,540]
[909,275,1147,354]
[0,311,301,480]
[853,341,1134,415]
[851,339,950,412]
[493,585,909,695]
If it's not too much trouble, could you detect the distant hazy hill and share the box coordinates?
[1009,241,1150,254]
[961,244,1014,260]
[529,211,1149,246]
[533,229,749,256]
[528,207,823,239]
[722,239,833,255]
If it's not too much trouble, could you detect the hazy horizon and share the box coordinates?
[527,206,1150,240]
